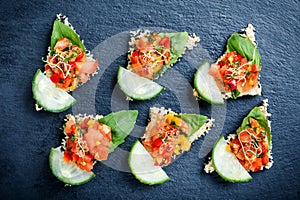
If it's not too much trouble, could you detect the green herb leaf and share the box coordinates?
[159,32,188,63]
[64,57,70,63]
[51,20,86,53]
[154,32,188,78]
[78,128,84,137]
[226,33,261,66]
[176,114,208,137]
[156,47,163,53]
[231,90,240,99]
[98,110,138,152]
[64,53,76,63]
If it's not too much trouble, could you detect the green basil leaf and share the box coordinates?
[176,114,208,137]
[231,90,240,99]
[159,32,188,62]
[98,110,138,152]
[154,32,188,78]
[226,33,261,66]
[50,20,86,53]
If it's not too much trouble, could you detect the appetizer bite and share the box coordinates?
[118,30,200,100]
[127,30,199,80]
[204,99,273,182]
[32,14,98,112]
[194,24,262,104]
[129,107,214,185]
[50,110,138,186]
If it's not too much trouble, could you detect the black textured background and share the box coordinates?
[1,0,299,199]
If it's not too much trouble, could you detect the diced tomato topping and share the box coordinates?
[228,79,237,90]
[153,138,163,147]
[50,73,60,83]
[159,37,171,48]
[47,56,58,64]
[52,58,58,64]
[229,138,240,154]
[164,52,171,62]
[236,148,245,160]
[61,76,73,88]
[233,55,239,62]
[130,56,139,65]
[77,154,94,172]
[71,124,76,132]
[250,158,262,172]
[240,58,248,65]
[219,61,225,67]
[239,131,252,143]
[66,139,77,153]
[132,50,139,57]
[72,153,79,162]
[63,152,71,163]
[262,155,269,165]
[262,143,269,154]
[237,54,243,61]
[218,66,227,77]
[231,138,240,145]
[75,52,85,62]
[250,64,260,72]
[45,65,51,71]
[69,61,77,70]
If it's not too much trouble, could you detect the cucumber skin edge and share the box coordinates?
[193,62,224,105]
[212,136,252,183]
[117,67,164,101]
[128,140,170,185]
[49,147,95,186]
[32,69,76,113]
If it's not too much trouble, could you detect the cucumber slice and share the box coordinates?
[49,147,95,185]
[117,67,164,100]
[212,136,252,182]
[129,140,170,185]
[32,69,76,112]
[194,62,224,104]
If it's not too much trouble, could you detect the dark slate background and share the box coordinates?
[1,0,299,199]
